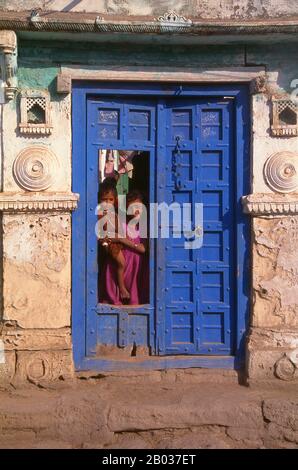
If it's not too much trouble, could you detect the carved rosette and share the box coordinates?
[274,355,296,381]
[14,350,74,385]
[13,146,59,191]
[264,151,298,193]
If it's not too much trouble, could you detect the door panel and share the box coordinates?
[86,97,156,357]
[156,98,235,355]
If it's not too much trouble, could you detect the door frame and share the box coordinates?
[72,82,250,372]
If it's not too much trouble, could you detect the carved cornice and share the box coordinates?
[1,12,298,37]
[242,193,298,216]
[0,30,18,101]
[0,192,79,212]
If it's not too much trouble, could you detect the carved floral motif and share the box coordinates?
[156,11,192,25]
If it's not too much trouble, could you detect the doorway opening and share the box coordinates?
[97,149,150,307]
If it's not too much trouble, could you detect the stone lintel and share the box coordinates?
[0,192,79,212]
[242,193,298,216]
[57,66,265,94]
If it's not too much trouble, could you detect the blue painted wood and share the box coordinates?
[86,97,156,355]
[157,98,235,355]
[72,83,249,371]
[78,355,237,372]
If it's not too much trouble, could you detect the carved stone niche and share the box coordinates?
[271,97,298,137]
[19,90,52,135]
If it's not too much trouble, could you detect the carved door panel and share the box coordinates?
[156,98,236,355]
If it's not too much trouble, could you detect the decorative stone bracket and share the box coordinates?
[0,192,79,212]
[0,30,18,101]
[242,193,298,216]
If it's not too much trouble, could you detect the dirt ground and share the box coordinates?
[0,368,297,449]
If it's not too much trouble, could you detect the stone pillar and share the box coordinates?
[0,194,78,386]
[243,79,298,383]
[0,32,79,386]
[243,195,298,382]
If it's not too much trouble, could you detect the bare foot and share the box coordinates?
[120,287,130,302]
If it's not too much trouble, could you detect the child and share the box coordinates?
[100,189,149,305]
[98,178,130,302]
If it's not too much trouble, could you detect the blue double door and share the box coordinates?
[84,90,241,360]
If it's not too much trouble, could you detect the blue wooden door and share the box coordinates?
[156,98,235,355]
[86,97,156,357]
[72,84,248,370]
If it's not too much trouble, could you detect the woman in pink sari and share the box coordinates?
[99,190,149,305]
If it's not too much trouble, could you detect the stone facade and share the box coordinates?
[0,2,298,386]
[0,1,297,19]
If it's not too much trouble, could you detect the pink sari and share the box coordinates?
[99,225,149,305]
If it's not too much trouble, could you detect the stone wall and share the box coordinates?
[0,1,297,20]
[0,27,298,385]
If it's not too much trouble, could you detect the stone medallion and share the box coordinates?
[264,151,298,193]
[13,146,59,191]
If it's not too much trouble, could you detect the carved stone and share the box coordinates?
[14,350,74,385]
[242,193,298,216]
[19,90,52,135]
[274,355,296,381]
[0,30,18,101]
[0,192,79,212]
[264,151,298,193]
[271,97,298,137]
[1,327,71,351]
[13,146,60,191]
[156,11,192,26]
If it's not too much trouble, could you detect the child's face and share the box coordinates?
[128,198,143,220]
[101,190,116,211]
[106,154,114,163]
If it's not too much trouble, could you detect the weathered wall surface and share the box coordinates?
[1,28,298,385]
[0,0,297,19]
